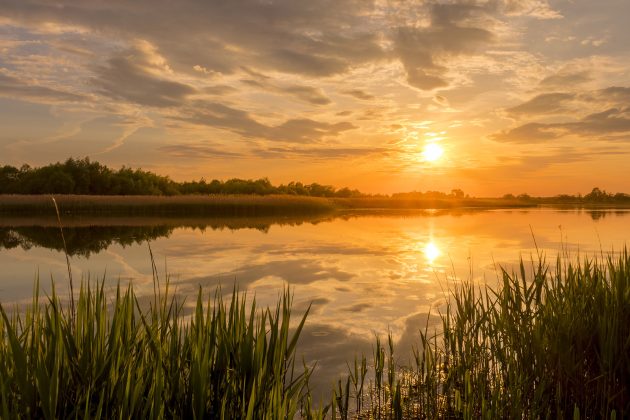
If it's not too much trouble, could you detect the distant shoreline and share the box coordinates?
[3,194,630,216]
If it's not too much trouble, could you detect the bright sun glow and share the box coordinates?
[423,241,441,263]
[422,143,444,162]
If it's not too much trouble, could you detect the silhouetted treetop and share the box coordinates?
[0,158,364,197]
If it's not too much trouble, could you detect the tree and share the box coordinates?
[450,189,465,199]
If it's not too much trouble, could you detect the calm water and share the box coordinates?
[2,208,629,391]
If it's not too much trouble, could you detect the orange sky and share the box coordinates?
[1,0,629,195]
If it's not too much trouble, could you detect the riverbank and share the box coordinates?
[0,194,336,216]
[0,194,542,216]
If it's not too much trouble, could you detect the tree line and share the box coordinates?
[0,158,364,197]
[2,158,627,202]
[391,188,467,199]
[551,187,630,203]
[503,187,630,204]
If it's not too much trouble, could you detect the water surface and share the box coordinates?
[2,208,629,392]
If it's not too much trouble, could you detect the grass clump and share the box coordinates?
[1,249,629,418]
[0,194,337,217]
[332,251,630,419]
[0,279,314,419]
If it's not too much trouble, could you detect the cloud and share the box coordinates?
[453,147,627,183]
[240,67,331,105]
[0,0,503,94]
[203,85,238,96]
[539,71,592,89]
[176,101,355,143]
[506,93,575,116]
[0,70,86,103]
[491,122,562,143]
[433,95,449,106]
[597,86,630,104]
[158,143,245,159]
[2,0,629,193]
[261,48,349,77]
[175,101,268,138]
[493,108,630,143]
[0,0,384,78]
[393,3,495,90]
[269,119,355,143]
[342,89,374,100]
[92,53,197,107]
[282,85,331,105]
[495,86,630,142]
[564,108,630,137]
[253,145,387,160]
[159,142,385,161]
[500,0,562,19]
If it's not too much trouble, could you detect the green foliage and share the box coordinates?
[0,158,179,195]
[547,188,630,204]
[0,194,338,217]
[0,158,363,197]
[392,190,467,200]
[0,278,317,419]
[1,246,629,418]
[330,251,630,418]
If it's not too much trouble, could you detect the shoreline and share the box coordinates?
[0,194,543,216]
[2,194,630,216]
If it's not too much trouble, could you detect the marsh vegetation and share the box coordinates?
[1,250,628,418]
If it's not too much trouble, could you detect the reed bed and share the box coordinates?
[331,197,536,210]
[0,194,337,216]
[1,250,628,418]
[0,194,540,217]
[0,277,316,419]
[330,251,630,419]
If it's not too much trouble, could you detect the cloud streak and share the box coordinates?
[92,53,196,108]
[495,86,630,143]
[176,101,355,143]
[0,70,86,103]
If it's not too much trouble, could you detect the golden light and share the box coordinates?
[423,241,441,263]
[422,143,444,162]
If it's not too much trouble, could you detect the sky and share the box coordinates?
[1,0,629,195]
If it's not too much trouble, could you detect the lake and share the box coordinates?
[2,208,629,393]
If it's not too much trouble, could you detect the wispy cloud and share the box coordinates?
[92,52,196,108]
[494,86,630,142]
[0,70,86,103]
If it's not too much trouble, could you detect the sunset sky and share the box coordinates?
[1,0,629,195]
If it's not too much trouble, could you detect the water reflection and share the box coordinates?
[0,214,339,256]
[2,208,630,396]
[0,209,534,257]
[423,241,441,264]
[0,225,173,257]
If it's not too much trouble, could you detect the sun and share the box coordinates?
[422,143,444,162]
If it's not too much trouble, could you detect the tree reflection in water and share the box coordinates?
[0,214,337,257]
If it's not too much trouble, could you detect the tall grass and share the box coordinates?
[331,251,630,419]
[0,194,541,217]
[1,250,628,418]
[0,276,315,419]
[0,194,337,216]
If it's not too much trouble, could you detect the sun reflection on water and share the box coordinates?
[423,241,441,264]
